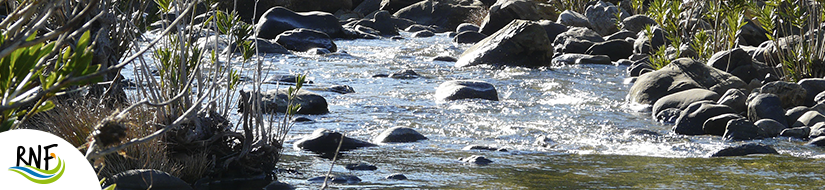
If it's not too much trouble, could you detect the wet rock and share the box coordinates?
[453,31,488,44]
[707,48,757,82]
[307,174,361,184]
[710,143,779,157]
[557,10,591,28]
[655,108,682,124]
[779,127,811,139]
[372,74,390,77]
[736,20,770,47]
[344,11,400,36]
[263,181,294,190]
[674,102,736,135]
[405,24,435,32]
[652,89,720,118]
[807,136,825,146]
[388,69,421,79]
[275,28,337,52]
[760,81,806,108]
[294,128,377,154]
[292,117,313,122]
[394,0,481,33]
[536,135,557,147]
[717,88,748,114]
[255,7,345,39]
[628,58,747,104]
[621,15,656,34]
[555,39,595,55]
[459,155,493,165]
[264,75,313,84]
[224,38,291,54]
[798,78,825,106]
[456,20,553,67]
[456,23,480,33]
[538,20,569,44]
[308,48,332,55]
[633,26,668,54]
[463,145,507,152]
[326,85,356,94]
[432,55,458,62]
[105,169,193,190]
[585,39,633,61]
[345,162,378,171]
[386,173,408,180]
[704,113,745,136]
[412,30,435,37]
[785,106,811,127]
[724,118,764,140]
[435,80,499,101]
[625,129,661,136]
[755,119,787,137]
[584,1,621,36]
[808,122,825,138]
[551,54,611,65]
[794,111,825,128]
[238,89,329,114]
[479,0,553,35]
[372,126,428,143]
[747,94,788,127]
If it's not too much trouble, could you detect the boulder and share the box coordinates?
[463,145,507,152]
[412,30,435,37]
[274,28,337,52]
[479,0,554,35]
[760,81,807,108]
[793,111,825,128]
[785,106,811,127]
[704,113,745,136]
[459,155,493,165]
[736,20,769,47]
[557,10,590,28]
[755,119,787,137]
[326,85,356,94]
[288,0,353,13]
[386,173,408,180]
[345,162,378,171]
[747,93,788,127]
[379,0,422,14]
[810,122,825,138]
[621,15,656,34]
[456,20,553,67]
[555,39,595,55]
[551,54,611,65]
[105,169,192,190]
[585,39,633,61]
[817,91,825,105]
[627,59,653,77]
[652,88,721,119]
[344,13,399,36]
[432,55,458,62]
[538,20,569,44]
[372,126,428,143]
[308,48,332,55]
[673,102,736,135]
[799,78,825,106]
[238,89,329,114]
[584,1,621,36]
[807,136,825,146]
[306,174,361,184]
[224,38,292,54]
[710,143,779,157]
[354,0,383,16]
[457,23,481,33]
[263,181,294,190]
[628,58,747,104]
[655,108,682,123]
[294,128,377,154]
[724,118,764,140]
[394,0,482,32]
[707,48,757,82]
[405,24,435,32]
[453,31,488,44]
[388,69,421,79]
[779,127,811,139]
[604,29,635,41]
[435,80,499,101]
[633,26,668,54]
[553,27,604,46]
[717,88,747,114]
[255,7,345,39]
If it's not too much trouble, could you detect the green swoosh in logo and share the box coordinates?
[8,156,65,184]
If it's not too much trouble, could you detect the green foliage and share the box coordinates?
[750,0,825,81]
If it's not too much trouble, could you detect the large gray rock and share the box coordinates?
[633,26,668,54]
[538,20,569,44]
[556,10,590,28]
[294,128,377,154]
[747,93,788,127]
[755,119,787,137]
[673,102,736,135]
[456,20,553,67]
[105,169,193,190]
[799,78,825,106]
[621,15,656,34]
[453,31,488,44]
[393,0,482,32]
[704,113,745,136]
[354,0,383,16]
[810,122,825,138]
[239,89,329,114]
[379,0,422,14]
[652,88,720,118]
[710,143,778,157]
[255,7,345,39]
[584,1,621,36]
[628,58,747,104]
[479,0,554,35]
[457,23,481,33]
[435,80,499,101]
[736,20,770,47]
[785,106,812,127]
[344,10,400,36]
[274,28,337,52]
[553,27,604,46]
[707,48,758,82]
[717,88,747,114]
[807,136,825,146]
[724,118,765,140]
[760,81,807,108]
[780,126,811,139]
[585,39,633,61]
[793,111,825,128]
[372,126,428,143]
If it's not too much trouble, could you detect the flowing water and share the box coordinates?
[128,32,825,189]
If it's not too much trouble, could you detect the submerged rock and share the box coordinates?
[388,69,421,79]
[372,126,428,143]
[294,128,377,154]
[386,173,408,180]
[345,162,378,171]
[456,20,553,67]
[274,28,337,52]
[710,143,779,157]
[239,89,329,114]
[326,85,356,94]
[432,55,458,62]
[307,174,361,184]
[459,155,493,165]
[435,80,499,101]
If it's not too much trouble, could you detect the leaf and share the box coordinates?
[33,100,55,114]
[0,118,14,132]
